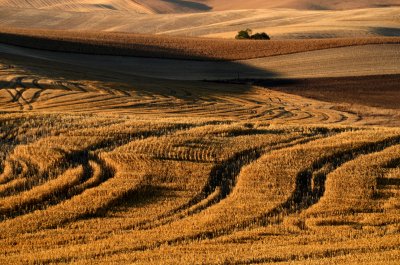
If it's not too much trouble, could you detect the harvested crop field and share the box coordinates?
[1,111,400,264]
[1,42,399,81]
[0,1,400,259]
[2,0,400,12]
[1,28,400,60]
[1,35,400,263]
[0,6,400,40]
[255,74,400,109]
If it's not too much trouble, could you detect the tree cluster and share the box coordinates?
[235,29,270,40]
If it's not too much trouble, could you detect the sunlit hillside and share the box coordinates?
[0,2,399,38]
[0,1,399,264]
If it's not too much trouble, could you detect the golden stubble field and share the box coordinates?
[0,34,399,264]
[0,5,399,39]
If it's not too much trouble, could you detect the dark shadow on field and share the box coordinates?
[0,80,80,90]
[0,43,281,100]
[304,3,330,10]
[373,4,400,7]
[162,0,211,12]
[252,75,400,110]
[2,45,400,112]
[106,185,179,213]
[384,157,400,169]
[93,4,117,10]
[372,27,400,37]
[377,178,400,187]
[0,32,244,61]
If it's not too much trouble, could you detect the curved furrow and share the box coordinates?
[0,121,213,234]
[28,89,45,105]
[3,76,32,110]
[30,90,81,108]
[129,147,266,230]
[316,109,340,124]
[249,106,292,120]
[51,80,86,92]
[166,135,400,247]
[0,147,105,220]
[100,85,131,97]
[27,79,46,105]
[0,154,115,235]
[0,128,321,251]
[2,126,400,264]
[303,109,330,123]
[305,144,400,218]
[130,134,400,252]
[286,110,315,122]
[0,135,130,219]
[0,158,39,196]
[32,126,296,234]
[78,131,400,257]
[35,93,124,110]
[82,83,117,95]
[51,80,71,91]
[251,137,400,226]
[13,77,30,103]
[123,133,329,231]
[0,165,86,220]
[336,108,363,124]
[0,150,130,229]
[4,89,23,110]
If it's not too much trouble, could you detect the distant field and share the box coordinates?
[185,0,400,11]
[1,28,400,60]
[0,0,153,13]
[0,7,399,39]
[1,0,399,13]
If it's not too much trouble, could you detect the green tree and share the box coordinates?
[250,32,270,40]
[235,28,252,39]
[235,29,270,40]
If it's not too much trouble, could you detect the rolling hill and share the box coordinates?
[187,0,400,11]
[0,7,399,39]
[0,1,400,264]
[0,0,153,12]
[1,0,400,13]
[0,32,400,263]
[0,0,399,38]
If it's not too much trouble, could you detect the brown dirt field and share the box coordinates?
[1,42,399,82]
[0,27,399,61]
[255,75,400,109]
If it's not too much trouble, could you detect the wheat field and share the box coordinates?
[0,28,400,264]
[0,6,399,39]
[2,27,400,61]
[0,0,400,261]
[2,0,400,12]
